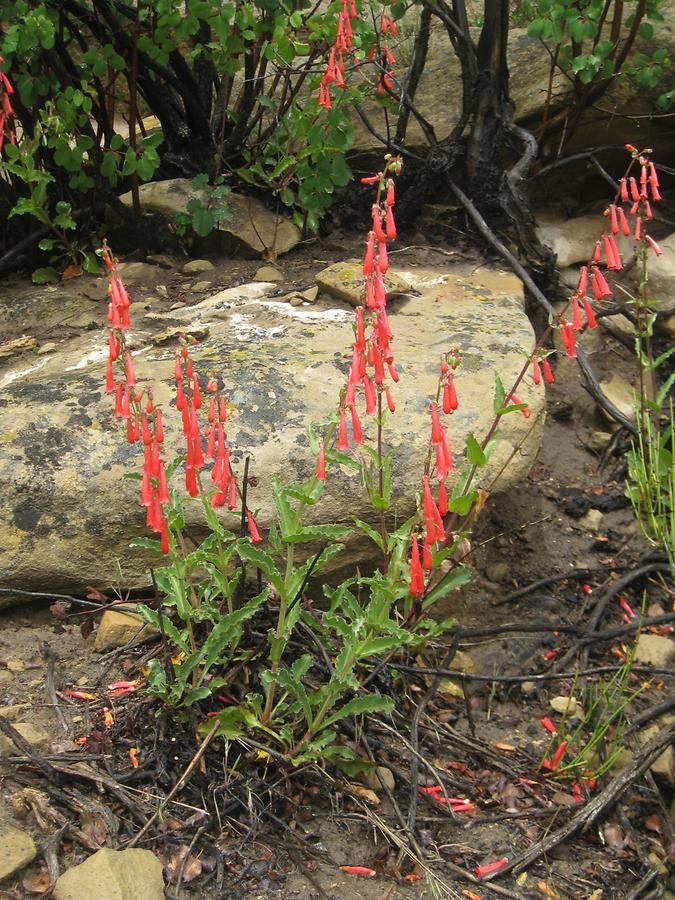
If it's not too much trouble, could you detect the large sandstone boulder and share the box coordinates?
[351,12,675,157]
[0,267,544,601]
[117,179,301,259]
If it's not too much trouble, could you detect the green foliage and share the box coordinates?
[527,0,672,104]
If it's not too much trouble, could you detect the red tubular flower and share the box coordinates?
[542,357,554,385]
[142,413,152,445]
[317,440,326,480]
[363,375,377,415]
[378,240,388,274]
[125,351,136,386]
[193,375,201,409]
[227,475,237,510]
[386,179,395,206]
[126,417,135,443]
[618,207,630,236]
[576,265,588,298]
[540,717,557,735]
[106,358,115,393]
[385,205,396,240]
[562,324,577,359]
[583,298,597,329]
[158,461,170,503]
[590,266,612,299]
[160,518,170,554]
[438,480,448,515]
[350,404,363,443]
[246,510,262,543]
[645,234,662,256]
[430,401,443,444]
[206,422,216,458]
[592,241,602,263]
[572,297,583,332]
[185,466,198,498]
[634,217,642,241]
[372,205,386,242]
[550,740,568,770]
[475,858,508,879]
[532,357,541,386]
[423,540,433,571]
[337,407,349,451]
[629,177,639,202]
[155,409,164,443]
[384,387,395,413]
[510,394,531,417]
[109,331,120,361]
[363,231,375,275]
[610,205,618,235]
[443,375,458,413]
[409,534,425,596]
[619,178,628,202]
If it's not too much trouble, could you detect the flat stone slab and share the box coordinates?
[0,823,37,881]
[0,266,543,598]
[53,848,164,900]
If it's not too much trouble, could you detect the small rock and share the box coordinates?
[640,725,674,785]
[577,509,604,531]
[53,848,164,900]
[182,259,215,275]
[447,650,476,673]
[550,695,583,717]
[94,606,157,652]
[315,260,411,307]
[610,748,634,776]
[192,280,212,292]
[37,341,57,355]
[598,374,636,422]
[115,262,159,282]
[0,335,37,360]
[634,634,675,668]
[6,659,25,673]
[289,295,304,307]
[0,824,37,881]
[601,313,635,340]
[0,722,50,756]
[361,765,396,793]
[300,285,319,303]
[520,681,537,695]
[586,431,612,453]
[254,265,283,282]
[485,562,509,583]
[81,280,109,301]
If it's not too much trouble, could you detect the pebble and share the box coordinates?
[577,509,603,531]
[6,659,25,673]
[37,342,57,355]
[192,280,213,291]
[362,766,396,793]
[634,634,675,668]
[254,265,284,282]
[485,561,509,583]
[550,695,583,716]
[182,259,215,275]
[586,431,612,453]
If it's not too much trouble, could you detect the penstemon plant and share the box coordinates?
[101,136,666,764]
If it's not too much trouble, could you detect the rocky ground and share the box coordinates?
[0,215,673,899]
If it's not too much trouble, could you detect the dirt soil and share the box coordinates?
[0,229,673,899]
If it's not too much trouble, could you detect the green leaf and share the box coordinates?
[322,693,395,729]
[447,493,478,516]
[237,544,284,594]
[422,565,471,610]
[31,267,60,284]
[493,374,506,414]
[352,518,384,552]
[466,433,486,467]
[129,537,162,553]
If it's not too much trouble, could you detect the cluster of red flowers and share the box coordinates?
[371,10,398,95]
[332,160,401,461]
[553,144,663,367]
[319,0,358,109]
[103,245,261,552]
[409,354,460,595]
[103,248,170,552]
[0,59,15,154]
[318,2,400,107]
